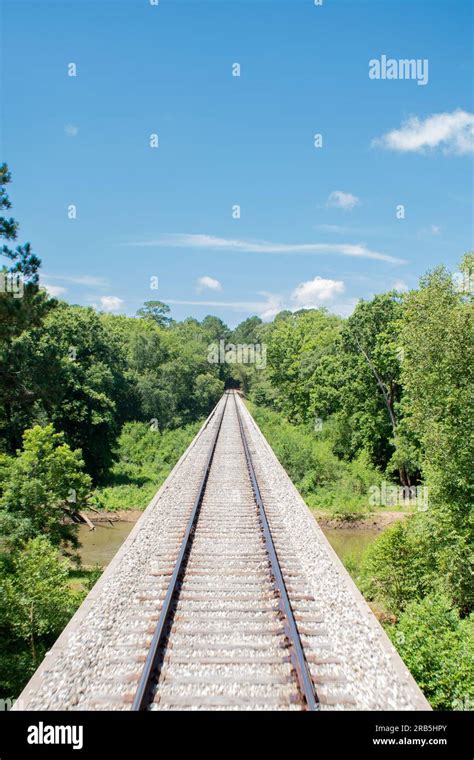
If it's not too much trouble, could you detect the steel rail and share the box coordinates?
[131,392,229,711]
[233,392,320,711]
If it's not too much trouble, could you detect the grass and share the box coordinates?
[247,402,381,520]
[90,420,203,511]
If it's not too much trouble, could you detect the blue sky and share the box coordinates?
[1,0,473,326]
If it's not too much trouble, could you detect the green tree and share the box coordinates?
[360,519,430,613]
[0,165,52,452]
[21,305,129,480]
[389,593,474,710]
[231,315,263,345]
[0,163,41,282]
[267,309,342,423]
[136,300,172,328]
[0,537,82,691]
[0,424,91,549]
[337,293,409,480]
[397,264,473,612]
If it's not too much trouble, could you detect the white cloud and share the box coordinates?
[196,275,222,292]
[127,233,403,264]
[99,295,124,312]
[291,276,345,307]
[42,284,67,297]
[373,109,474,155]
[326,191,360,210]
[65,124,79,137]
[164,279,358,323]
[430,225,441,235]
[392,279,408,292]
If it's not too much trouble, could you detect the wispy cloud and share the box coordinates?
[164,296,280,317]
[41,284,67,297]
[196,275,222,293]
[372,109,474,155]
[125,234,404,264]
[43,273,109,287]
[326,191,360,210]
[417,224,443,240]
[64,124,79,137]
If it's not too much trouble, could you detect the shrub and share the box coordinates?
[389,593,474,710]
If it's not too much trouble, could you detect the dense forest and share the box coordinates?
[0,165,472,709]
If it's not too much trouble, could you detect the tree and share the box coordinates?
[0,166,52,451]
[18,305,129,481]
[201,315,231,343]
[0,163,41,282]
[399,265,473,520]
[389,594,474,710]
[231,315,263,345]
[136,300,172,328]
[0,424,91,550]
[360,519,430,613]
[337,294,410,481]
[267,309,342,423]
[0,537,82,684]
[396,263,473,612]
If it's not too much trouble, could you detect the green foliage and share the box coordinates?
[136,300,173,328]
[396,266,473,612]
[0,163,41,282]
[336,294,407,476]
[266,309,343,423]
[0,424,91,550]
[359,519,430,613]
[249,403,379,518]
[399,266,473,520]
[92,420,201,511]
[0,537,83,698]
[388,594,474,710]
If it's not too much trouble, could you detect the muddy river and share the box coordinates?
[77,519,379,568]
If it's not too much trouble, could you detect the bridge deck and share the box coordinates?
[14,393,430,711]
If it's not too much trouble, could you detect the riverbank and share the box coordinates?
[314,510,408,531]
[75,508,408,570]
[80,508,409,530]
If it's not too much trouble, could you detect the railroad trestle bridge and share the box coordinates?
[15,392,429,712]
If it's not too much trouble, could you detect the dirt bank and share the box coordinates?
[315,511,409,531]
[81,510,144,524]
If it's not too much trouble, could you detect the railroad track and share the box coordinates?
[16,390,431,711]
[131,390,320,711]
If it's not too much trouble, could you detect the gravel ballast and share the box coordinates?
[13,394,430,711]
